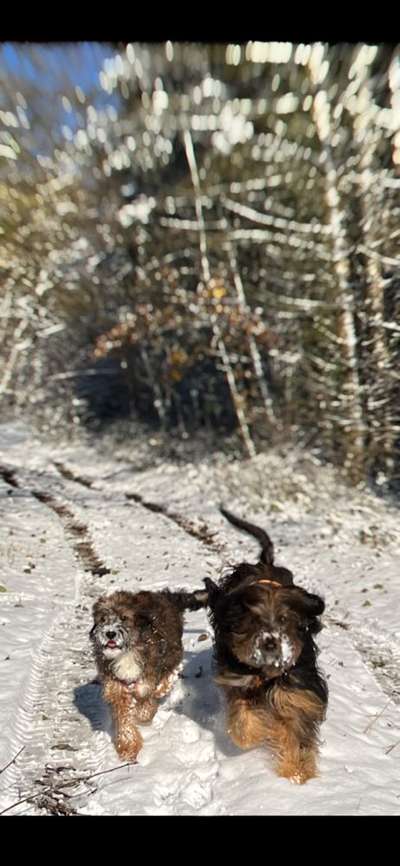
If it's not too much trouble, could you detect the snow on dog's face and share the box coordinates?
[90,592,153,661]
[209,580,325,680]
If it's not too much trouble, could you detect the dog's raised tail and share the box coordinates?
[220,506,274,565]
[170,589,208,612]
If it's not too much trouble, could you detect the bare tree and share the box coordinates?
[308,44,366,480]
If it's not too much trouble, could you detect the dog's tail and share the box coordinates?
[220,506,274,565]
[170,588,209,612]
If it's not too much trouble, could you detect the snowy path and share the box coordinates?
[0,424,399,815]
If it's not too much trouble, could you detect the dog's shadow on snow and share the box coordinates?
[73,679,113,738]
[172,641,240,758]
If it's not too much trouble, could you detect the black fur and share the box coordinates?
[169,588,208,612]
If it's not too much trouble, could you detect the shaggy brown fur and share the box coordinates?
[90,587,207,762]
[205,507,328,784]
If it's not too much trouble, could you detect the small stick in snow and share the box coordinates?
[0,746,25,775]
[385,739,400,755]
[362,698,393,734]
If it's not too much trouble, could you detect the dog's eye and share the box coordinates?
[279,614,289,625]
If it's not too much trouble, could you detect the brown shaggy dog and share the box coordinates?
[205,508,328,784]
[90,588,207,762]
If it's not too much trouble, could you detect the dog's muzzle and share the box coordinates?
[252,630,296,675]
[90,620,127,655]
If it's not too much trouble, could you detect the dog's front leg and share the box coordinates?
[269,720,319,784]
[268,686,326,784]
[225,689,269,750]
[103,679,143,762]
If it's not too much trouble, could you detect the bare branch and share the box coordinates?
[0,761,133,816]
[0,746,25,775]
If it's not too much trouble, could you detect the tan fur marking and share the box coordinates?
[262,716,319,783]
[267,686,325,783]
[225,686,324,783]
[270,686,326,727]
[226,693,269,750]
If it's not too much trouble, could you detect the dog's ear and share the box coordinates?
[92,596,108,621]
[294,589,325,619]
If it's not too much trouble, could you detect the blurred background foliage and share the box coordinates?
[1,42,400,485]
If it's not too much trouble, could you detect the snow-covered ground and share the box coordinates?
[0,422,399,815]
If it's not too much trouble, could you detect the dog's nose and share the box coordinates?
[106,630,117,639]
[263,636,277,651]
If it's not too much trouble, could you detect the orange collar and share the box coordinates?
[257,579,282,589]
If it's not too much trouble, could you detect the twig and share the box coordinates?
[221,195,331,236]
[0,792,45,817]
[0,761,133,816]
[363,698,393,734]
[385,739,400,755]
[0,746,25,775]
[73,761,134,784]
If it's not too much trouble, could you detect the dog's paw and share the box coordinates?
[278,760,317,785]
[116,745,140,763]
[115,729,143,763]
[290,772,308,785]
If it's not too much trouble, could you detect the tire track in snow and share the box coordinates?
[31,491,111,577]
[349,624,400,705]
[0,607,111,814]
[0,465,114,815]
[54,460,225,555]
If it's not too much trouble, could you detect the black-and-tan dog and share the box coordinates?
[205,507,328,784]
